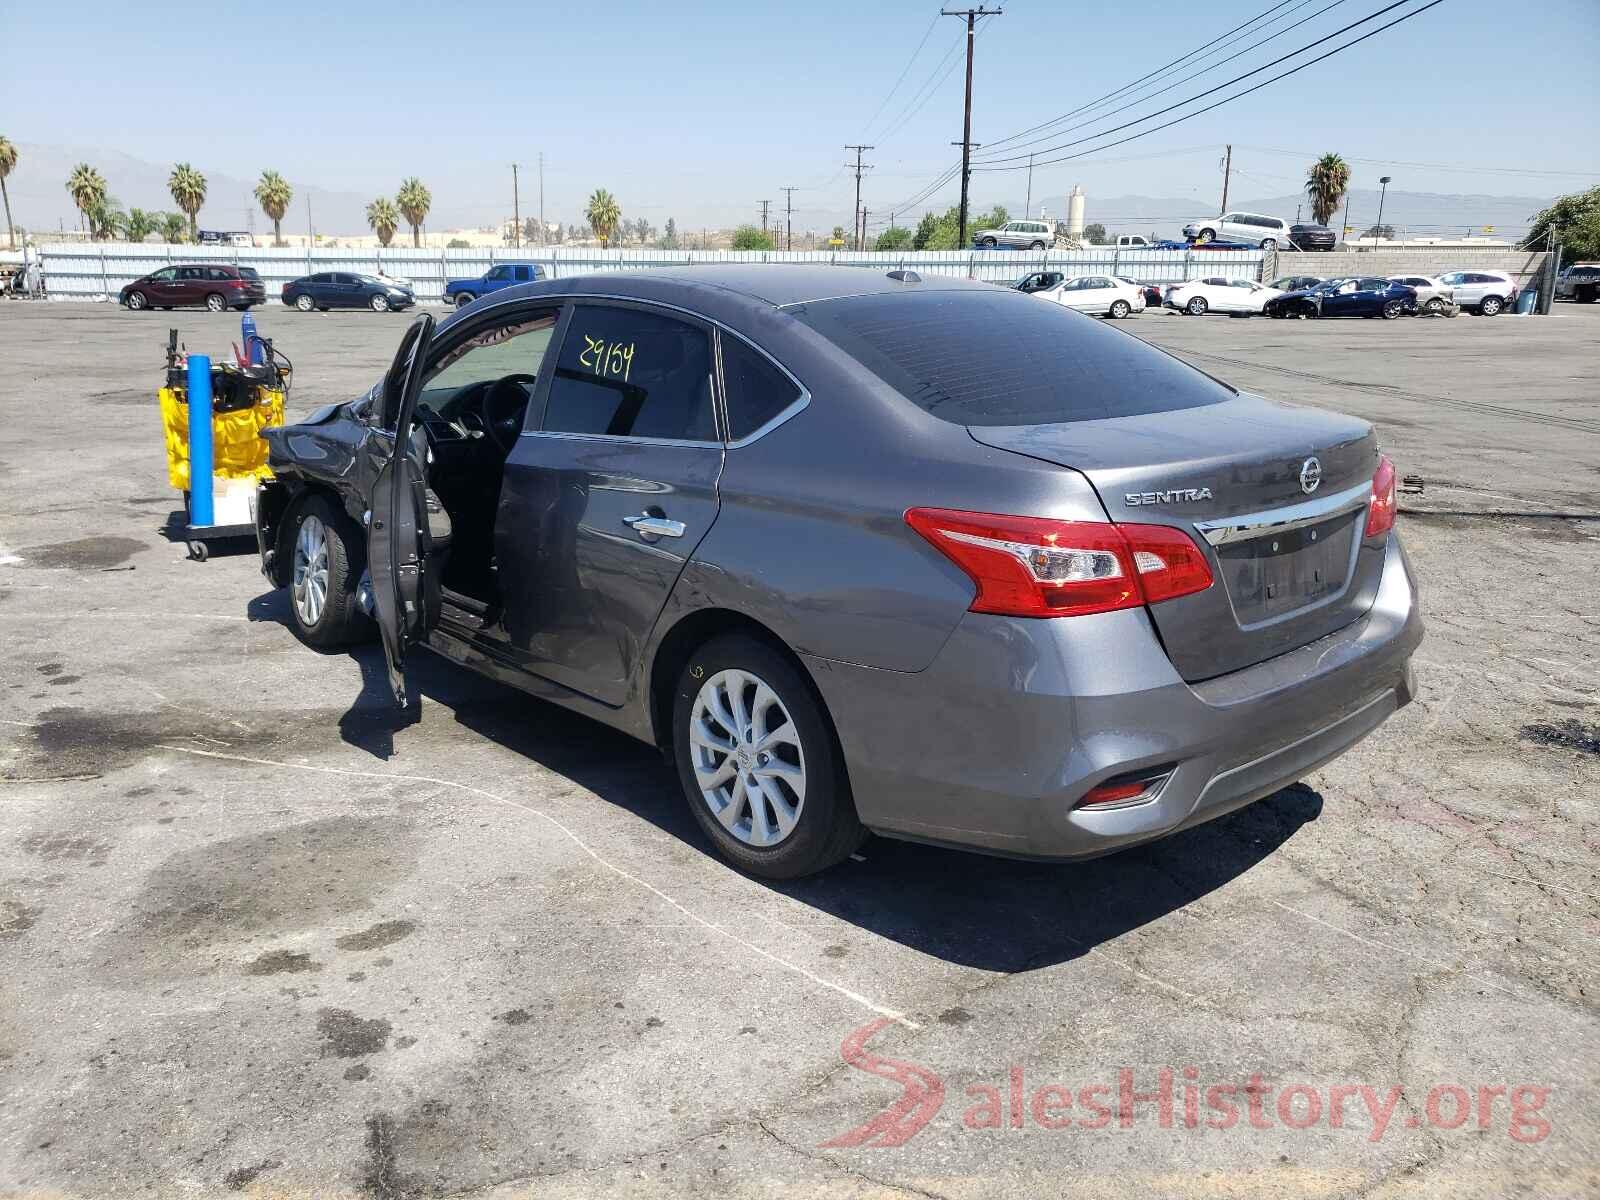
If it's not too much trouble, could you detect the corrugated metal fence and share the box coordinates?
[36,242,1265,304]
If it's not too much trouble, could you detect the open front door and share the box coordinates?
[368,313,437,706]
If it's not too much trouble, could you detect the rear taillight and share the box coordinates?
[1366,455,1397,538]
[1078,766,1174,809]
[905,508,1213,619]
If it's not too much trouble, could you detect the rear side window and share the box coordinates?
[543,305,716,441]
[721,336,802,440]
[790,289,1232,427]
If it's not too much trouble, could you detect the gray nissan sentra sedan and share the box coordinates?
[255,266,1421,879]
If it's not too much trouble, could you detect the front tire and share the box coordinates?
[1478,295,1504,316]
[672,633,863,879]
[981,237,997,248]
[1193,228,1215,245]
[370,293,390,312]
[204,292,226,313]
[1109,299,1131,319]
[126,290,148,310]
[1187,296,1209,315]
[285,495,370,650]
[454,292,475,308]
[1424,297,1444,316]
[1260,238,1277,250]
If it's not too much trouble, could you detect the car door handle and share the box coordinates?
[623,513,686,539]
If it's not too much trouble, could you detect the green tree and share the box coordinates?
[912,211,939,249]
[84,194,126,240]
[1525,186,1600,259]
[167,162,207,239]
[125,208,159,243]
[66,162,107,235]
[159,211,188,244]
[254,169,293,247]
[874,225,914,250]
[446,238,471,249]
[1082,222,1108,244]
[585,188,621,246]
[1304,153,1351,226]
[0,135,17,249]
[731,224,774,250]
[366,197,400,247]
[661,216,677,248]
[396,177,431,247]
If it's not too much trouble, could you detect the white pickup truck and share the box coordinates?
[1089,235,1153,250]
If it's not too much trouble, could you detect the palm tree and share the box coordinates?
[366,197,400,247]
[84,195,127,240]
[396,177,431,247]
[254,169,293,247]
[0,135,17,249]
[586,188,621,247]
[66,162,108,235]
[168,162,207,240]
[158,211,187,244]
[125,208,159,243]
[1305,153,1351,227]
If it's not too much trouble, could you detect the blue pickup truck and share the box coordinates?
[443,262,545,308]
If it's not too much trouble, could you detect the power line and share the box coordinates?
[971,0,1448,172]
[1236,144,1600,179]
[977,0,1302,155]
[861,12,943,139]
[975,0,1349,161]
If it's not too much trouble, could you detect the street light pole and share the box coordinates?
[1375,176,1392,253]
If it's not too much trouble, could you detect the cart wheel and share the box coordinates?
[187,540,209,562]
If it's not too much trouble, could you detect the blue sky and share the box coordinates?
[5,0,1598,234]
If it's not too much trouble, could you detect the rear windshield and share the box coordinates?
[239,268,260,280]
[788,288,1232,426]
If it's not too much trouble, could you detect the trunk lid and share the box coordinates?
[969,392,1385,681]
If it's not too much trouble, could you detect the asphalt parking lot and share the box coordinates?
[1,298,1596,1199]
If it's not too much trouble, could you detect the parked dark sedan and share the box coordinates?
[1264,276,1415,319]
[120,264,265,311]
[1289,224,1337,251]
[254,267,1419,879]
[282,272,415,312]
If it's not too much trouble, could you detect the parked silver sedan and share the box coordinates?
[256,267,1420,878]
[1037,273,1147,318]
[1388,275,1459,317]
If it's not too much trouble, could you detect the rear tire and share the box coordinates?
[1381,299,1403,320]
[295,293,315,312]
[204,292,226,313]
[1109,299,1131,319]
[1187,296,1209,315]
[1260,238,1277,250]
[1029,241,1046,250]
[285,495,370,650]
[1424,297,1444,316]
[1478,295,1503,316]
[672,633,864,880]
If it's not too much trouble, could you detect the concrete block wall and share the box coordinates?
[1270,248,1550,291]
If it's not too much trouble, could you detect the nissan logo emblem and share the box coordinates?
[1300,457,1323,495]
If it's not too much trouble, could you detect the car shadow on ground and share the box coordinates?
[246,588,1323,973]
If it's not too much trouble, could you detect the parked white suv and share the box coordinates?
[972,220,1054,250]
[1183,212,1291,249]
[1436,269,1518,316]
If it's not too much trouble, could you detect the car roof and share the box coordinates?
[436,266,993,335]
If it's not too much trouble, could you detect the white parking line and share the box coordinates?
[159,743,922,1030]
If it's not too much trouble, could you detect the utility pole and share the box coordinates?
[1024,152,1035,219]
[1219,144,1232,214]
[862,208,870,248]
[844,145,874,251]
[942,6,1002,249]
[512,163,521,249]
[538,152,546,246]
[759,199,771,235]
[1375,175,1392,252]
[781,186,798,251]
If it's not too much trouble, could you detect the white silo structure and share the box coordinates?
[1066,186,1086,240]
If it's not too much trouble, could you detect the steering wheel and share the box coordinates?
[482,374,539,453]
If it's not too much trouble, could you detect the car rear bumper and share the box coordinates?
[806,532,1421,861]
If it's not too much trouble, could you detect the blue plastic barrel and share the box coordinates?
[240,310,263,364]
[187,355,214,527]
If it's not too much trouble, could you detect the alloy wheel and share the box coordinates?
[689,668,806,847]
[1480,297,1502,315]
[205,293,225,312]
[1110,300,1130,319]
[371,294,389,312]
[296,294,314,311]
[127,291,146,310]
[292,515,330,628]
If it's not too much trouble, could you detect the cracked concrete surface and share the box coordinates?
[0,302,1596,1198]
